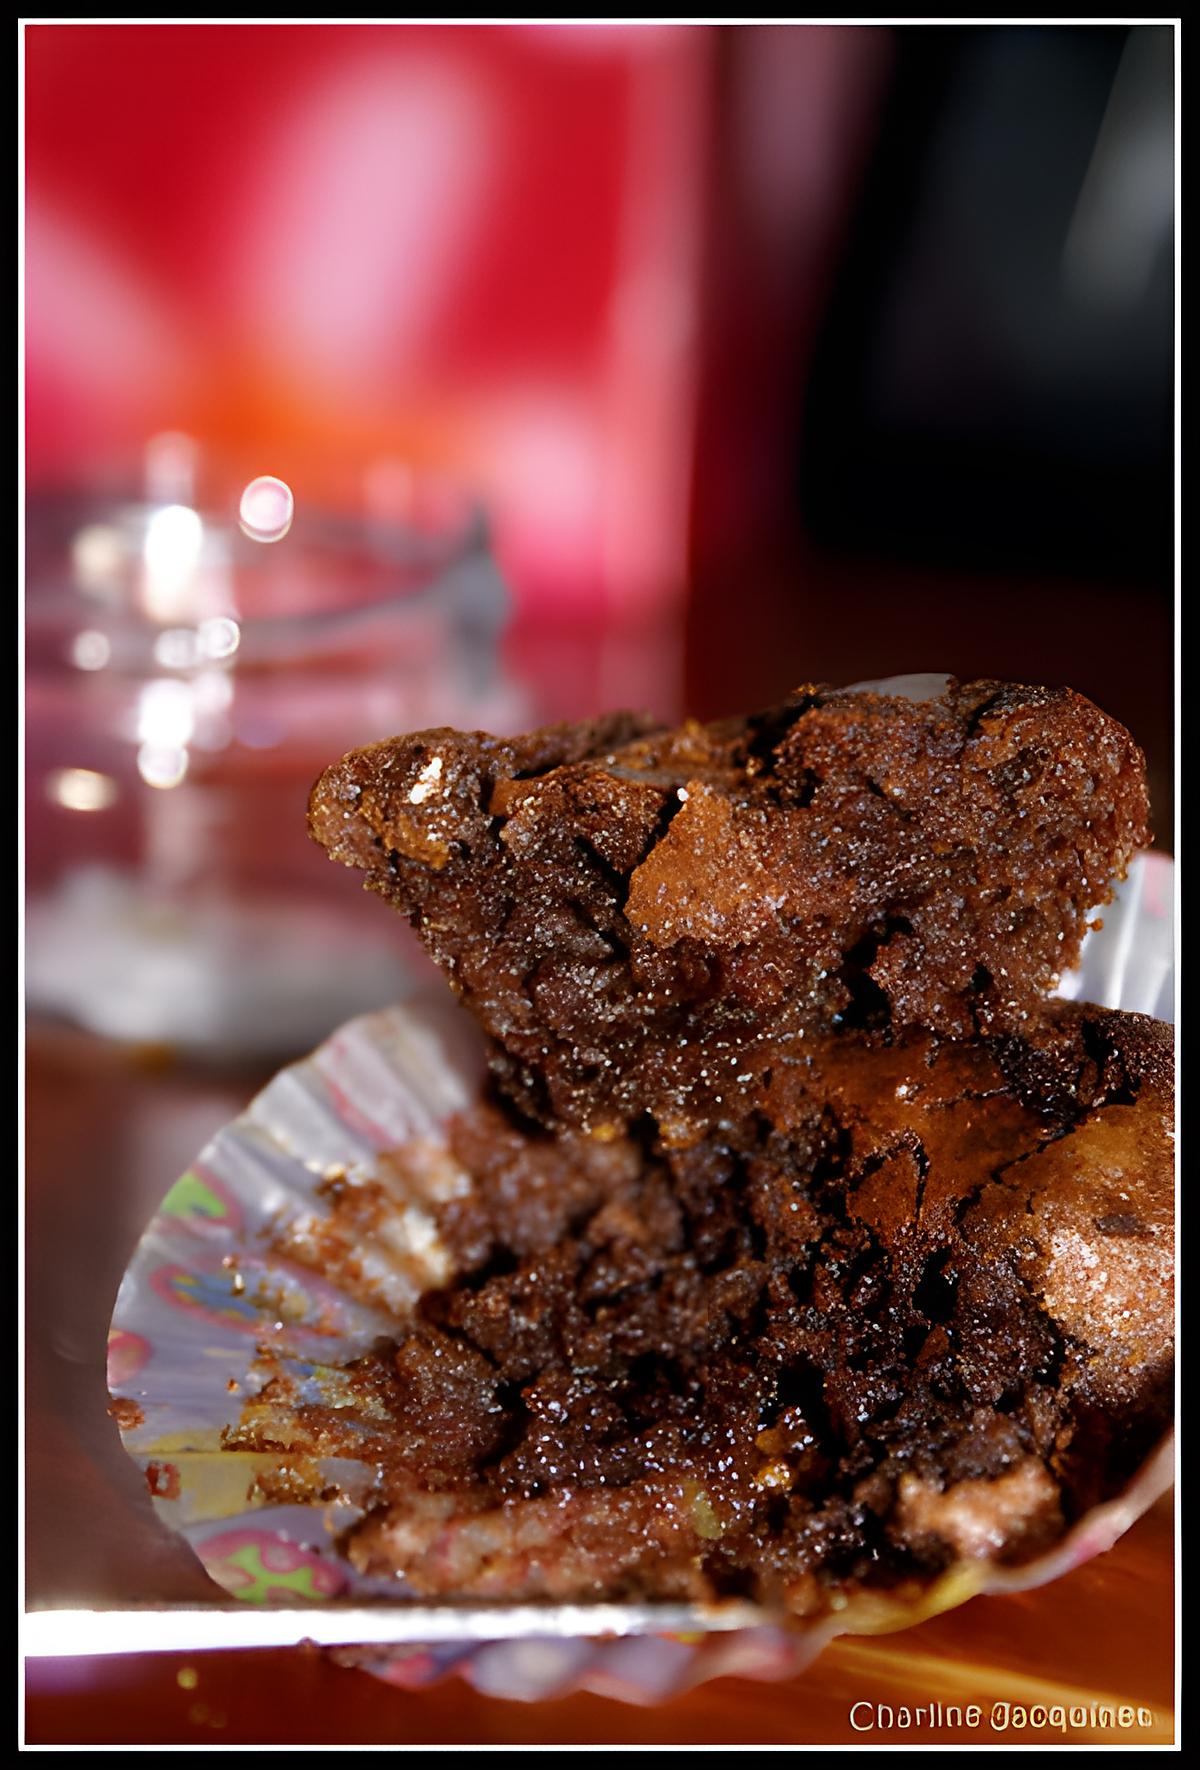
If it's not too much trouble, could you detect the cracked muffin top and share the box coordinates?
[309,680,1149,1139]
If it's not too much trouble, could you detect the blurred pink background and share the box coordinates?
[25,23,887,717]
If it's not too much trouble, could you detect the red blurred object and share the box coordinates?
[26,24,897,719]
[26,26,706,667]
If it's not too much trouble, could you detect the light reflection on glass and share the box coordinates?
[142,504,205,620]
[238,475,294,543]
[136,678,195,775]
[70,629,112,671]
[28,458,510,1055]
[47,767,119,812]
[72,525,123,591]
[198,615,240,660]
[137,743,190,790]
[137,677,195,746]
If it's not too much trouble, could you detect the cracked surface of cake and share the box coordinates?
[309,680,1149,1140]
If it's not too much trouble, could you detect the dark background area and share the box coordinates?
[685,22,1173,835]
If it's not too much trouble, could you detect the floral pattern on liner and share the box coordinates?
[108,855,1174,1704]
[195,1524,349,1605]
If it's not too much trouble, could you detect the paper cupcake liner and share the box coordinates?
[108,851,1174,1703]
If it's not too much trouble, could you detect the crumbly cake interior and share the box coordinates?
[229,1003,1173,1615]
[309,681,1149,1140]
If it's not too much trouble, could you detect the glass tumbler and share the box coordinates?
[26,461,527,1058]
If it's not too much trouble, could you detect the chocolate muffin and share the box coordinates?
[232,1003,1172,1615]
[290,679,1170,1618]
[309,681,1149,1140]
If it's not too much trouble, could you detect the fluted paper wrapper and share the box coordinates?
[109,844,1174,1704]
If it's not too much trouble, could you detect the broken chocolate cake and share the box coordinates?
[309,680,1149,1139]
[278,679,1171,1619]
[232,1002,1172,1612]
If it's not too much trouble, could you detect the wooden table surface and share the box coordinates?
[23,1019,1175,1746]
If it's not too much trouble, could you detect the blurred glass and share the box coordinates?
[25,444,527,1057]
